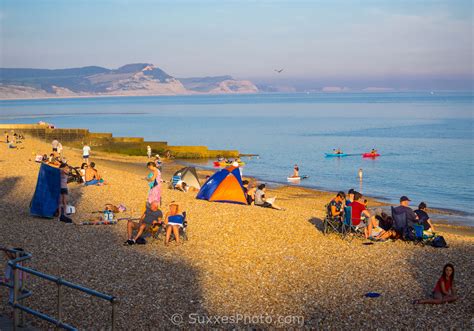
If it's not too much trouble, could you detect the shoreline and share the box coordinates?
[177,159,474,229]
[88,150,474,237]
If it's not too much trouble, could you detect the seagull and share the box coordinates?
[274,68,284,73]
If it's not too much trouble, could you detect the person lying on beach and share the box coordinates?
[254,184,284,210]
[125,201,163,245]
[164,202,184,246]
[414,202,435,233]
[414,263,458,304]
[84,162,105,186]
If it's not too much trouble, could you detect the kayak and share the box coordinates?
[325,153,348,157]
[362,153,380,158]
[213,161,246,167]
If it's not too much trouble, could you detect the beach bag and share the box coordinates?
[431,236,447,248]
[136,237,147,245]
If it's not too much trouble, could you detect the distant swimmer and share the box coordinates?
[274,68,284,73]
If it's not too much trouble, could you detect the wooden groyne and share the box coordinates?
[0,124,239,158]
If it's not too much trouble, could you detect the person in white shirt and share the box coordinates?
[82,143,91,165]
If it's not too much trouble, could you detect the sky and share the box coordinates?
[0,0,473,89]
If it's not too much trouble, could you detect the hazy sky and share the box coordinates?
[1,0,473,88]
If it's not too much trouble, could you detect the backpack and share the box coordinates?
[431,236,448,248]
[136,237,147,245]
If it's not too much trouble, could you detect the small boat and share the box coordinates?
[325,153,348,157]
[362,153,380,158]
[213,161,246,167]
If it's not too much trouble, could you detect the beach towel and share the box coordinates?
[30,163,60,218]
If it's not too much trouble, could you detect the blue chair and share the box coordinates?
[343,206,364,239]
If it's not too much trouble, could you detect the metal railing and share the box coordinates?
[0,248,118,330]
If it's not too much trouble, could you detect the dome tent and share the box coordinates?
[173,167,201,189]
[196,166,247,205]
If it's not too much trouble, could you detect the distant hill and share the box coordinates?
[0,63,258,99]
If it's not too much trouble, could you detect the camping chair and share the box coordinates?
[168,212,189,241]
[322,204,344,238]
[342,206,365,240]
[391,207,415,242]
[170,175,181,189]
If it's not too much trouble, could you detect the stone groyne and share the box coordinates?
[0,124,239,158]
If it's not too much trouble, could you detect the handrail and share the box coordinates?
[1,248,118,330]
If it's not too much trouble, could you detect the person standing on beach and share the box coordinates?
[147,145,152,159]
[59,163,72,223]
[52,138,59,152]
[146,161,162,205]
[82,143,91,165]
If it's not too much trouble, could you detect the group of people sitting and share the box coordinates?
[328,189,435,241]
[4,131,25,149]
[80,162,105,186]
[243,181,284,210]
[125,200,186,246]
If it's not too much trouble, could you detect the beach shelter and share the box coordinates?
[173,167,201,189]
[196,166,247,205]
[30,163,60,218]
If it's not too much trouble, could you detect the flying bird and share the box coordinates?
[274,68,284,73]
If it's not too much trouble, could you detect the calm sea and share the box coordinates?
[1,92,473,225]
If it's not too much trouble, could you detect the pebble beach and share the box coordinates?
[1,138,473,329]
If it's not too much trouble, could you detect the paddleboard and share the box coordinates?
[287,175,308,181]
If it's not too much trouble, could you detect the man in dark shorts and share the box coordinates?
[125,201,163,245]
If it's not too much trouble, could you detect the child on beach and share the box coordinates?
[414,263,458,304]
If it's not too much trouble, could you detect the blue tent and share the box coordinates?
[30,163,61,218]
[196,166,247,205]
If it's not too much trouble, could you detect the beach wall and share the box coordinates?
[0,124,239,158]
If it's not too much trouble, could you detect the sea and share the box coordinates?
[1,92,473,225]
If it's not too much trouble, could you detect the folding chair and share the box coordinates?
[342,206,365,240]
[322,204,344,238]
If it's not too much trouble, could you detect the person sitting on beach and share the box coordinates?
[80,163,88,183]
[47,153,61,167]
[345,188,355,205]
[414,263,458,304]
[84,162,104,186]
[254,184,284,210]
[414,202,435,233]
[164,202,185,246]
[125,201,163,245]
[347,192,372,238]
[392,196,418,239]
[328,191,345,221]
[242,180,255,205]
